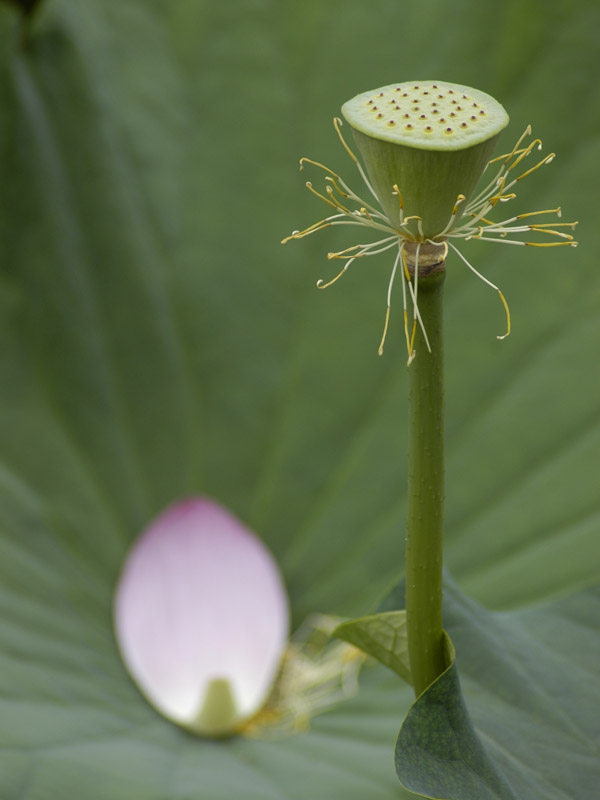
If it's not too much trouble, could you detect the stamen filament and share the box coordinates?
[325,185,354,214]
[393,184,405,211]
[328,236,397,260]
[333,116,359,164]
[474,224,573,240]
[300,155,383,216]
[400,252,413,361]
[378,245,403,356]
[466,126,532,208]
[448,242,510,339]
[333,117,380,202]
[404,243,432,356]
[437,193,466,237]
[505,139,543,174]
[281,217,376,244]
[378,307,391,357]
[306,181,339,210]
[324,175,350,198]
[516,153,556,182]
[466,236,576,247]
[515,207,562,220]
[317,257,356,289]
[299,157,338,177]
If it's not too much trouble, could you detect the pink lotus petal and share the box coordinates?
[114,497,289,735]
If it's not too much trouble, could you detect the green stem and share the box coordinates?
[405,268,446,697]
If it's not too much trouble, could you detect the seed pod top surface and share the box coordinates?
[341,81,509,152]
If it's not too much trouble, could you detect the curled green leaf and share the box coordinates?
[333,610,412,685]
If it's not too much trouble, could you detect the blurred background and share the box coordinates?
[0,1,598,797]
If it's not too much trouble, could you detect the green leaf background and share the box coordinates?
[0,0,598,798]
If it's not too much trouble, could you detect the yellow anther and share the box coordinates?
[325,185,352,213]
[487,125,532,165]
[299,157,339,177]
[408,317,417,358]
[333,117,359,163]
[507,138,543,172]
[529,226,574,240]
[402,250,411,282]
[324,175,349,198]
[496,290,511,340]
[378,306,391,356]
[392,184,405,210]
[516,153,555,182]
[281,217,335,243]
[327,244,363,259]
[452,194,466,214]
[524,241,578,247]
[515,208,561,220]
[306,181,338,210]
[531,220,577,229]
[317,263,352,289]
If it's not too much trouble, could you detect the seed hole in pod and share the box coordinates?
[403,113,410,118]
[432,110,439,115]
[388,120,396,126]
[420,114,427,119]
[479,110,486,115]
[376,113,383,119]
[405,124,414,130]
[461,122,468,128]
[425,126,432,132]
[450,112,456,117]
[445,127,453,133]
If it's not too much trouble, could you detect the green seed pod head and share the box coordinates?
[342,81,509,238]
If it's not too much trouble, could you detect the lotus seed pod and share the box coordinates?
[283,81,576,359]
[114,497,290,737]
[341,81,509,238]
